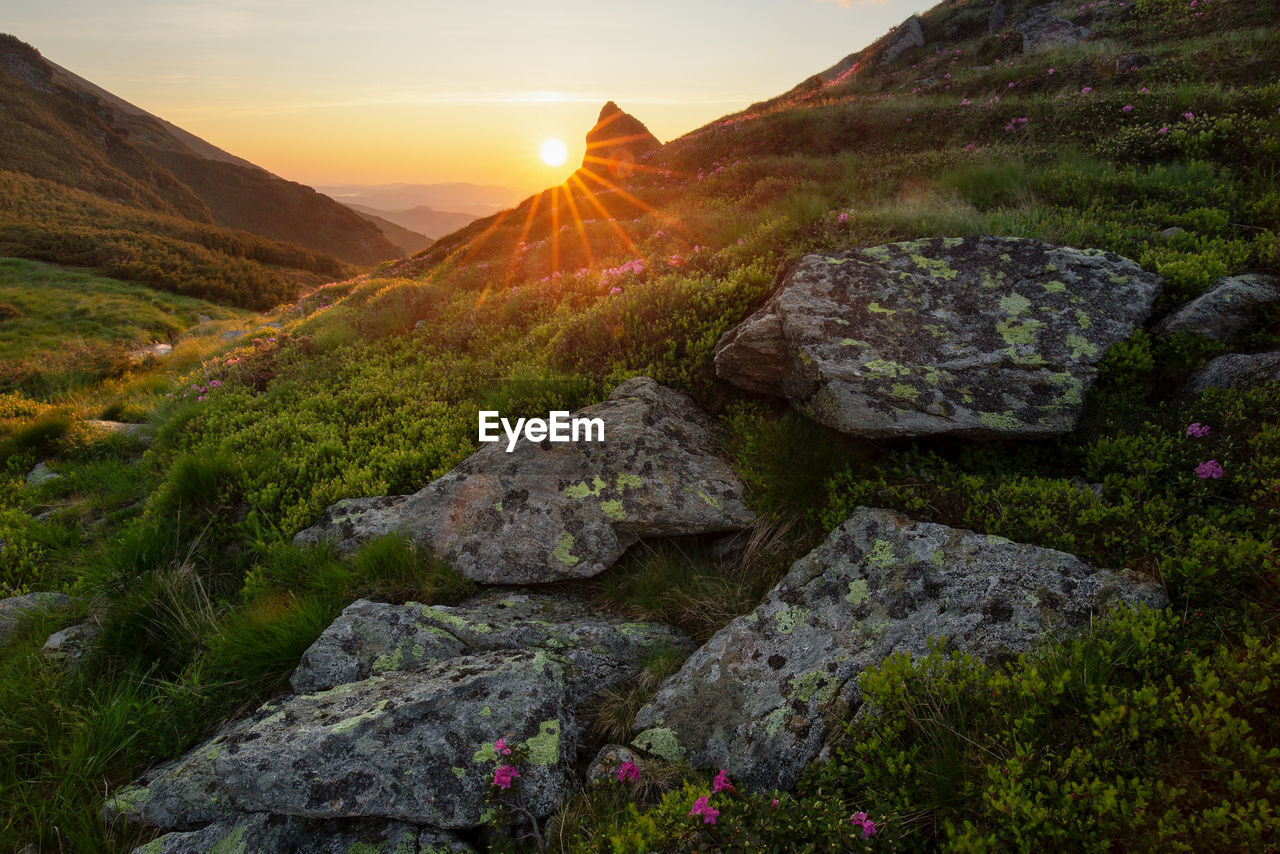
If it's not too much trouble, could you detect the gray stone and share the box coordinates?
[989,1,1006,34]
[1021,4,1090,52]
[1186,351,1280,394]
[291,591,692,701]
[880,15,925,66]
[296,377,754,583]
[715,237,1161,439]
[1157,274,1280,344]
[25,462,60,486]
[130,812,463,854]
[220,330,246,341]
[1116,53,1153,72]
[86,420,151,444]
[40,620,98,669]
[1157,226,1186,242]
[294,496,409,553]
[104,729,242,831]
[632,507,1167,791]
[0,592,71,645]
[196,313,212,324]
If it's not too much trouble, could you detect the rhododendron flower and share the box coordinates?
[1159,126,1170,134]
[1196,460,1224,479]
[1048,67,1056,74]
[1184,111,1195,120]
[1122,105,1134,112]
[770,798,779,809]
[689,795,719,825]
[1081,86,1092,94]
[616,760,640,782]
[493,764,520,789]
[493,737,512,756]
[1139,87,1150,94]
[851,812,878,838]
[1186,422,1211,438]
[838,212,849,222]
[712,770,733,793]
[608,286,623,296]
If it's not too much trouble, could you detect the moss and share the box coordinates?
[891,383,920,401]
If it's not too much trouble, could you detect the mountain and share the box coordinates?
[345,203,477,241]
[0,34,399,267]
[315,182,522,218]
[347,208,433,256]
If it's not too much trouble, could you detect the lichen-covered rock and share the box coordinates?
[0,592,72,645]
[1157,274,1280,344]
[714,237,1161,439]
[296,377,754,583]
[294,496,409,551]
[104,730,242,831]
[130,812,468,854]
[1186,351,1280,394]
[291,591,692,700]
[880,15,925,65]
[632,507,1167,791]
[1021,4,1090,52]
[40,619,98,669]
[587,744,644,784]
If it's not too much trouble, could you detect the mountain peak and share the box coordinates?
[580,101,660,180]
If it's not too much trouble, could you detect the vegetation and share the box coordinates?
[1,0,1279,850]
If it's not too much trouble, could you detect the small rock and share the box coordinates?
[25,462,60,486]
[587,745,644,784]
[220,330,246,341]
[196,313,212,324]
[40,620,98,669]
[258,322,283,331]
[1115,53,1153,72]
[1021,4,1090,52]
[1186,351,1280,395]
[880,15,925,65]
[85,420,151,445]
[1157,226,1186,242]
[0,592,73,646]
[1157,274,1280,344]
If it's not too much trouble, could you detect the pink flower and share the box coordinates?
[1186,422,1211,438]
[838,212,849,222]
[851,812,878,838]
[1195,460,1224,479]
[493,738,512,756]
[1081,87,1093,94]
[712,770,733,793]
[1139,87,1150,94]
[770,798,779,809]
[961,98,971,105]
[689,795,719,825]
[1008,81,1016,88]
[1184,111,1195,120]
[608,286,623,296]
[493,764,521,789]
[1159,126,1170,134]
[964,143,977,151]
[616,760,640,782]
[1048,67,1056,74]
[1122,104,1134,112]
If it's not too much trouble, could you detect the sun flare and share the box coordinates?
[539,138,568,167]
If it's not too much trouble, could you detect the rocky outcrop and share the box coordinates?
[296,377,754,584]
[580,102,661,180]
[714,237,1161,439]
[1186,351,1280,394]
[130,812,471,854]
[631,508,1167,791]
[108,592,688,838]
[1021,4,1090,52]
[880,15,925,66]
[1158,274,1280,344]
[0,592,71,645]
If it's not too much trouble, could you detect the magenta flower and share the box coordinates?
[838,212,849,222]
[1048,67,1056,74]
[616,760,640,782]
[770,798,779,809]
[1139,87,1150,94]
[493,737,512,756]
[851,811,879,839]
[493,764,520,789]
[1081,86,1093,94]
[1186,422,1211,438]
[712,770,733,793]
[1184,111,1195,120]
[961,98,971,106]
[608,286,623,296]
[1159,126,1170,134]
[689,795,719,825]
[1195,460,1224,479]
[1122,105,1134,112]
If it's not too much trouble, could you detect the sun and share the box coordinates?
[539,138,568,167]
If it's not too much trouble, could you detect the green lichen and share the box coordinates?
[481,706,492,717]
[793,670,839,705]
[979,411,1024,430]
[524,719,561,765]
[763,707,787,737]
[564,476,607,499]
[999,293,1032,316]
[208,824,249,854]
[453,766,467,778]
[907,251,959,280]
[929,549,947,566]
[553,532,580,567]
[1075,309,1092,329]
[867,302,896,315]
[997,318,1044,348]
[372,647,404,673]
[775,605,809,634]
[600,499,625,521]
[329,699,390,735]
[867,539,896,569]
[633,727,686,761]
[1065,334,1098,360]
[1041,281,1067,293]
[864,358,910,377]
[890,383,919,401]
[616,473,643,490]
[684,485,722,510]
[845,578,869,605]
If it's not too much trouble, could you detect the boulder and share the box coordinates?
[631,507,1167,791]
[25,461,60,486]
[130,812,470,854]
[1186,351,1280,394]
[580,101,661,180]
[220,330,246,341]
[1157,274,1280,344]
[1021,4,1090,52]
[714,237,1161,439]
[0,592,71,645]
[290,591,693,702]
[40,619,98,669]
[880,15,925,66]
[296,377,755,584]
[86,420,151,445]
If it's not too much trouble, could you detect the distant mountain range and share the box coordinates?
[345,203,478,242]
[0,34,400,268]
[315,183,522,219]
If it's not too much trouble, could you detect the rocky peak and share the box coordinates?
[580,101,661,180]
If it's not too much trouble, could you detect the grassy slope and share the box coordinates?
[0,0,1279,850]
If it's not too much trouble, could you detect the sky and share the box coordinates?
[7,0,937,195]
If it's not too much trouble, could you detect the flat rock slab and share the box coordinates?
[632,507,1167,791]
[131,812,470,854]
[112,650,577,831]
[296,377,754,583]
[714,237,1161,438]
[1158,274,1280,344]
[1186,351,1280,394]
[0,592,72,645]
[291,591,692,700]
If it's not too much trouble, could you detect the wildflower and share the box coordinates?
[689,795,719,825]
[493,737,512,756]
[1081,86,1092,94]
[1186,422,1211,438]
[851,812,878,839]
[838,212,849,222]
[712,770,733,793]
[912,87,921,94]
[1159,125,1170,134]
[1195,460,1224,479]
[1139,86,1150,94]
[493,764,521,789]
[1122,104,1134,112]
[196,395,205,402]
[771,798,779,809]
[1048,67,1056,74]
[1184,111,1195,120]
[209,380,222,389]
[1008,81,1016,88]
[961,98,971,105]
[609,286,623,296]
[964,143,977,151]
[616,760,640,782]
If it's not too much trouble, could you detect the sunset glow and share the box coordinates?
[539,138,569,167]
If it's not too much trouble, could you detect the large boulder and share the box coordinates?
[290,591,693,700]
[880,15,925,65]
[1157,274,1280,344]
[579,101,661,180]
[296,377,754,584]
[631,507,1167,791]
[1021,4,1090,52]
[714,237,1161,439]
[130,812,470,854]
[1186,351,1280,394]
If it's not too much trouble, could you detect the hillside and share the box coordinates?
[1,0,1279,851]
[348,208,434,255]
[346,202,477,241]
[0,34,400,267]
